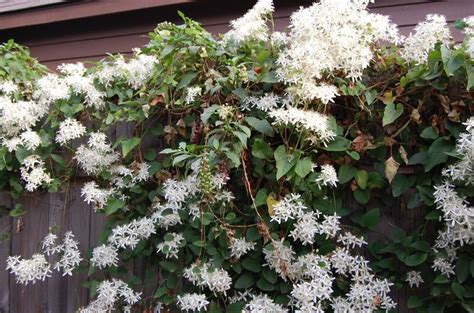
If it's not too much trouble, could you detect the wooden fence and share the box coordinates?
[0,179,427,313]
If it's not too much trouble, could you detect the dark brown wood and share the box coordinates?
[0,0,197,30]
[0,193,12,313]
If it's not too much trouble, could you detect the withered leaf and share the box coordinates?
[384,156,400,184]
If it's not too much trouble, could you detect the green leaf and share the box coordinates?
[245,116,274,136]
[338,164,357,184]
[382,103,404,126]
[355,170,368,190]
[105,198,125,215]
[425,137,454,172]
[420,126,439,140]
[456,255,470,283]
[201,105,219,124]
[242,257,261,273]
[274,145,296,180]
[294,158,313,178]
[121,137,141,157]
[354,189,370,205]
[256,278,274,291]
[252,139,273,159]
[361,208,380,230]
[323,137,351,152]
[15,147,29,164]
[391,174,415,197]
[176,72,197,89]
[9,203,25,217]
[404,253,428,266]
[260,71,278,83]
[452,282,465,299]
[408,296,422,308]
[234,272,255,289]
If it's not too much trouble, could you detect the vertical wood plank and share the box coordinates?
[0,192,12,313]
[47,191,68,313]
[65,182,91,312]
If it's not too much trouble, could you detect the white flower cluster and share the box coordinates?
[276,0,399,102]
[406,270,424,288]
[271,193,342,245]
[156,232,184,259]
[80,279,141,312]
[7,231,82,284]
[81,181,114,210]
[20,155,53,191]
[229,237,255,259]
[244,294,287,313]
[95,51,158,89]
[224,0,274,43]
[463,16,474,58]
[55,118,86,145]
[108,216,156,249]
[58,62,105,110]
[431,118,474,277]
[0,80,18,95]
[0,94,47,153]
[244,93,280,112]
[52,231,83,276]
[6,254,51,285]
[91,244,119,269]
[316,164,339,187]
[74,132,120,175]
[185,86,201,104]
[176,293,209,312]
[268,107,336,145]
[401,14,451,64]
[260,190,394,311]
[183,262,232,295]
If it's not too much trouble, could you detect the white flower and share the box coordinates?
[316,164,338,187]
[55,118,86,145]
[401,14,451,64]
[91,244,119,269]
[289,211,320,245]
[6,253,52,285]
[271,193,307,223]
[74,132,120,175]
[20,155,53,192]
[157,232,184,259]
[406,271,424,288]
[20,130,41,150]
[229,238,255,259]
[81,181,113,210]
[319,213,341,238]
[34,73,70,105]
[301,83,339,104]
[176,293,209,312]
[337,232,367,248]
[244,294,287,313]
[244,93,280,112]
[107,217,156,249]
[114,52,157,89]
[57,62,87,76]
[0,80,18,95]
[183,262,232,295]
[53,231,82,276]
[185,86,201,104]
[263,239,296,280]
[42,233,59,255]
[268,107,336,145]
[81,279,141,312]
[0,97,47,137]
[276,0,399,100]
[225,0,274,43]
[432,257,455,277]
